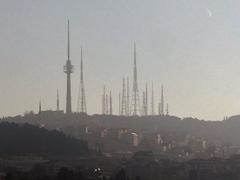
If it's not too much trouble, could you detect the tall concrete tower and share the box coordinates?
[77,48,87,113]
[64,20,73,114]
[57,89,60,111]
[131,43,140,116]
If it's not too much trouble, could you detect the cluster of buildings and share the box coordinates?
[68,123,237,160]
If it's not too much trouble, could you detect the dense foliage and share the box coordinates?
[0,122,88,156]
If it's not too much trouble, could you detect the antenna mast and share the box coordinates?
[131,43,140,116]
[77,47,87,113]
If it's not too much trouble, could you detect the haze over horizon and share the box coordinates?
[1,0,240,120]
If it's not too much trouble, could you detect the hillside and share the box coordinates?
[3,112,240,145]
[0,122,88,157]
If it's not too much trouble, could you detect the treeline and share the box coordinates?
[0,122,88,156]
[3,167,108,180]
[4,165,239,180]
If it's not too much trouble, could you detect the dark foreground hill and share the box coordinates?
[0,122,88,157]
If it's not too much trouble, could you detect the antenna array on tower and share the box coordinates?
[58,24,171,117]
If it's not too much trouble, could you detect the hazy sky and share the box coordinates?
[1,0,240,120]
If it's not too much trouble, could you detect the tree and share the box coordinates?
[115,169,128,180]
[56,167,74,180]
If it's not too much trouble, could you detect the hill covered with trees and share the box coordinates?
[0,122,88,157]
[3,112,240,145]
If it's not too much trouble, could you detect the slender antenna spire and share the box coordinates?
[145,83,148,116]
[67,20,70,60]
[142,92,146,115]
[39,101,42,114]
[166,103,169,116]
[151,82,155,115]
[57,89,60,111]
[81,47,83,80]
[158,103,161,115]
[106,94,109,115]
[109,91,113,115]
[131,42,140,116]
[121,77,126,115]
[119,92,121,115]
[160,85,164,115]
[134,42,136,68]
[126,77,130,116]
[77,47,87,113]
[102,85,106,115]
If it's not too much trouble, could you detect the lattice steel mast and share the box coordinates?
[77,48,87,113]
[131,43,140,116]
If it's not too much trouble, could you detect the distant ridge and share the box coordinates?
[3,113,240,145]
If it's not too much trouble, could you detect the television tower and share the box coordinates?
[77,48,87,113]
[64,20,73,114]
[131,43,140,116]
